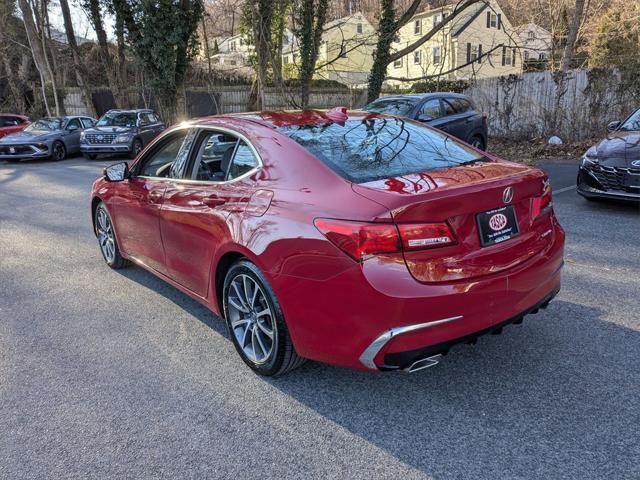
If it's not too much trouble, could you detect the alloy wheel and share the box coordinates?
[96,207,116,263]
[227,274,276,364]
[53,142,65,160]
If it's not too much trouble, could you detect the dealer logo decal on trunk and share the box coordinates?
[489,213,508,232]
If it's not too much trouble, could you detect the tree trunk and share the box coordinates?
[560,0,586,73]
[0,47,26,112]
[59,0,96,117]
[36,0,62,115]
[85,0,121,107]
[201,15,213,76]
[17,0,52,115]
[367,0,395,103]
[249,0,275,110]
[297,0,329,108]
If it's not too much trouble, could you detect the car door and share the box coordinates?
[111,129,191,273]
[63,117,82,152]
[137,113,156,145]
[160,128,260,297]
[437,98,477,142]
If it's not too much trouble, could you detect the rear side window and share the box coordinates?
[441,100,456,116]
[227,141,259,180]
[0,117,19,127]
[448,98,473,113]
[365,98,418,116]
[280,118,483,183]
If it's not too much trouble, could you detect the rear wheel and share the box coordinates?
[95,202,129,269]
[223,260,305,376]
[469,135,485,151]
[51,141,66,161]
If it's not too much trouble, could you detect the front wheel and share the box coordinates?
[51,141,66,161]
[223,260,305,376]
[95,202,129,269]
[129,139,143,159]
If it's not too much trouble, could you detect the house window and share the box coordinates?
[239,38,244,46]
[528,31,535,40]
[539,52,547,60]
[432,46,441,65]
[230,41,236,52]
[340,48,347,58]
[503,47,512,66]
[283,56,289,64]
[488,12,498,28]
[414,50,421,64]
[414,19,422,35]
[283,35,289,45]
[471,45,479,61]
[357,23,363,34]
[432,13,443,28]
[524,50,529,61]
[394,57,403,68]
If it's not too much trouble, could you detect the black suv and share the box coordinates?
[364,93,488,150]
[81,109,165,159]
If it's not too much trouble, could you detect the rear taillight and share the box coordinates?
[314,218,456,261]
[531,188,553,220]
[397,223,456,251]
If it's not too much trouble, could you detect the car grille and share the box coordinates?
[589,164,640,192]
[0,145,36,155]
[86,133,116,145]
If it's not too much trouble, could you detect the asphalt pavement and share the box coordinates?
[1,155,639,479]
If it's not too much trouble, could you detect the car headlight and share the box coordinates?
[80,131,86,143]
[115,134,131,143]
[581,148,598,167]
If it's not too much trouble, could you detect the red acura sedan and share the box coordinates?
[0,114,30,139]
[90,109,564,376]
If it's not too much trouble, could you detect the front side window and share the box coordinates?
[138,131,188,178]
[620,109,640,132]
[97,112,137,128]
[280,118,483,184]
[66,118,81,130]
[365,98,418,116]
[420,99,441,118]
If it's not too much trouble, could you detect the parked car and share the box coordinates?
[0,116,96,162]
[364,93,488,150]
[577,108,640,202]
[81,109,165,160]
[0,114,30,139]
[91,109,564,376]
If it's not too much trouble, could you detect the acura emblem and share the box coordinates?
[502,187,513,204]
[631,160,640,167]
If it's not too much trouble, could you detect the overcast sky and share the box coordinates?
[48,3,115,42]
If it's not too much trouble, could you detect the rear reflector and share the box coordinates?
[531,188,553,220]
[397,223,456,251]
[314,218,456,261]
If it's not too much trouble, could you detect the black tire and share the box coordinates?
[6,158,20,163]
[51,141,66,161]
[129,139,143,159]
[223,260,305,376]
[94,202,129,269]
[84,153,97,160]
[469,135,486,151]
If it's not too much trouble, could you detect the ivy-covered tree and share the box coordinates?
[588,1,640,68]
[113,0,204,122]
[367,0,483,103]
[294,0,328,108]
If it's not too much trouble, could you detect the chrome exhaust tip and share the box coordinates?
[404,354,443,373]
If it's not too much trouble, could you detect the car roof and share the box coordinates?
[105,109,154,114]
[372,92,471,102]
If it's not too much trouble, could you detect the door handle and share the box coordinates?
[203,195,227,207]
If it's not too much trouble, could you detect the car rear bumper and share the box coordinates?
[270,218,565,371]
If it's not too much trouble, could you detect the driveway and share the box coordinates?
[0,157,638,479]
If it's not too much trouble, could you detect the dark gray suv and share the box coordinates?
[81,109,165,159]
[364,93,488,150]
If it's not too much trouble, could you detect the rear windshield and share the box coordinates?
[279,117,484,183]
[365,98,419,116]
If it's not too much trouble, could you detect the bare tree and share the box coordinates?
[59,0,96,116]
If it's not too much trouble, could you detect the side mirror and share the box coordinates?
[104,162,130,182]
[607,121,621,131]
[418,113,435,122]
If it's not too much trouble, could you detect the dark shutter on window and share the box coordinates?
[478,44,482,63]
[502,46,506,66]
[512,48,517,66]
[498,14,502,29]
[486,11,491,28]
[467,43,471,63]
